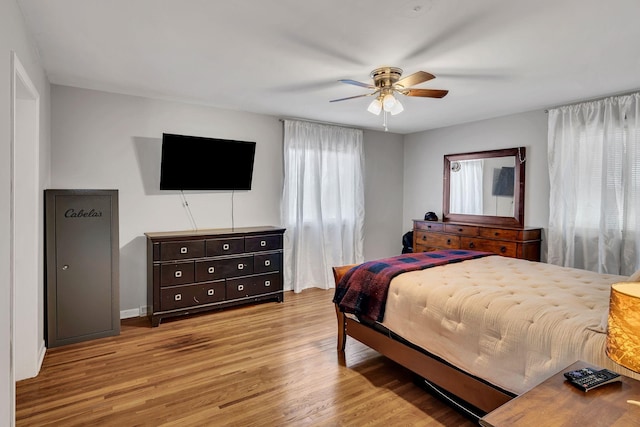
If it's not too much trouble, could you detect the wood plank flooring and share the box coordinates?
[16,288,476,426]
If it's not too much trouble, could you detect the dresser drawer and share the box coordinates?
[160,261,195,286]
[477,227,519,240]
[195,255,253,281]
[245,234,283,252]
[226,273,282,299]
[415,231,460,249]
[160,281,225,311]
[206,237,244,256]
[160,240,205,261]
[414,221,444,232]
[254,252,281,273]
[461,237,517,257]
[444,224,479,236]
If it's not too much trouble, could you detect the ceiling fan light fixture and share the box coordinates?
[367,98,382,115]
[390,98,404,115]
[382,93,396,111]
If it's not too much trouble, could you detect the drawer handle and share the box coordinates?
[223,243,230,250]
[265,260,271,267]
[193,297,200,304]
[180,247,188,254]
[260,240,267,247]
[447,239,452,245]
[422,235,426,241]
[207,289,215,296]
[174,294,182,301]
[500,246,507,253]
[458,228,463,232]
[265,280,271,287]
[427,225,432,229]
[174,271,182,278]
[494,232,500,237]
[208,266,215,274]
[238,284,244,291]
[468,242,475,249]
[238,263,244,270]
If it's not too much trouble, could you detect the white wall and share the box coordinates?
[51,85,403,315]
[362,130,404,260]
[403,110,549,257]
[1,0,51,422]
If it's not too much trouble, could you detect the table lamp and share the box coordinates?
[606,282,640,407]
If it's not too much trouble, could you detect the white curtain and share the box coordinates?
[281,120,365,293]
[548,93,640,275]
[450,159,484,214]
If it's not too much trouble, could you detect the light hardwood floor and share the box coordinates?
[17,288,476,426]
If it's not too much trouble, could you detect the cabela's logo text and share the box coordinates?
[64,209,103,218]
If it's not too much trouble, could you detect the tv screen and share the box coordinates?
[492,166,515,197]
[160,133,256,191]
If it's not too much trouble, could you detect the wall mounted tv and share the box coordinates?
[160,133,256,191]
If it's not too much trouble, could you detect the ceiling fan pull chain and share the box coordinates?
[383,110,388,132]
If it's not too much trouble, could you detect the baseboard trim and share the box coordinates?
[120,308,140,319]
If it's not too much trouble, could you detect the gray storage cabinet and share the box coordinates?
[45,189,120,347]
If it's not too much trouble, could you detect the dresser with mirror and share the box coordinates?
[413,147,542,261]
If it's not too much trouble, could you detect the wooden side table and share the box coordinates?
[480,360,640,426]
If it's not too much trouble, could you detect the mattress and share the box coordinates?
[381,255,640,395]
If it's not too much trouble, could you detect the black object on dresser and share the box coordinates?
[145,226,285,326]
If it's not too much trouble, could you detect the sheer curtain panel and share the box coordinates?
[449,159,484,215]
[281,120,365,293]
[547,93,640,275]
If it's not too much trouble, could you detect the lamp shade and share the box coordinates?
[367,98,382,115]
[606,282,640,373]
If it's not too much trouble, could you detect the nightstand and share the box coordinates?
[480,360,640,426]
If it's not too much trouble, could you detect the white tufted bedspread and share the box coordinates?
[382,255,640,395]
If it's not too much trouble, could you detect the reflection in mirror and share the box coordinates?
[443,147,526,227]
[449,156,516,216]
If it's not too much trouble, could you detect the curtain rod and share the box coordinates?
[278,117,362,130]
[545,89,640,113]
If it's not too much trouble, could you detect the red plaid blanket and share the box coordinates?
[333,249,493,322]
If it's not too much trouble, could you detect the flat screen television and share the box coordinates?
[160,133,256,190]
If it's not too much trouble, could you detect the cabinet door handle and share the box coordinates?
[174,270,182,278]
[207,289,215,296]
[265,260,271,267]
[237,263,244,270]
[180,247,188,254]
[223,243,230,250]
[238,284,244,291]
[174,294,182,301]
[265,280,271,287]
[260,240,267,247]
[208,267,215,274]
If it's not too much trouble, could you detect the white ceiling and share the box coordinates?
[17,0,640,134]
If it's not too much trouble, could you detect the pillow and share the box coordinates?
[629,268,640,282]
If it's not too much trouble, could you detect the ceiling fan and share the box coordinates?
[330,67,448,129]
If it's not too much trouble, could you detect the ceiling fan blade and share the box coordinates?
[339,79,376,89]
[329,92,375,102]
[395,71,435,88]
[403,88,449,98]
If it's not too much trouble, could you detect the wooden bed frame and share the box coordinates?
[332,265,515,414]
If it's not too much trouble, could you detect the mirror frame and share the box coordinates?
[443,147,526,228]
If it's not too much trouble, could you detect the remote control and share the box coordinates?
[564,367,621,391]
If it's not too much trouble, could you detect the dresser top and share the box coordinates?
[413,219,541,231]
[145,225,285,239]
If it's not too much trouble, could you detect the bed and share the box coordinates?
[333,250,640,415]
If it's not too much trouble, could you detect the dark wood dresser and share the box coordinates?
[146,226,285,326]
[413,220,541,261]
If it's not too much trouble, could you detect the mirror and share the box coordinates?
[443,147,526,227]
